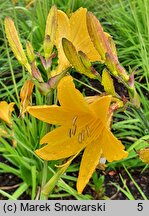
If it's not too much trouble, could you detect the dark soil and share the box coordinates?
[104,169,149,200]
[0,155,31,200]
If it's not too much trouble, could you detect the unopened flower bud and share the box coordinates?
[48,70,67,89]
[26,41,35,63]
[31,61,44,82]
[38,82,51,95]
[128,72,134,88]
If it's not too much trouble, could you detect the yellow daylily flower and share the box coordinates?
[138,147,149,164]
[27,76,128,193]
[52,7,101,76]
[0,101,15,125]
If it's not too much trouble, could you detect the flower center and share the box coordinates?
[68,116,91,144]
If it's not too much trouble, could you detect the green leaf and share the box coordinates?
[20,166,32,186]
[31,166,37,200]
[10,182,28,200]
[0,162,20,176]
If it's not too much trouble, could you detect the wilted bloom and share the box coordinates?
[0,128,8,138]
[0,101,15,125]
[27,76,128,193]
[20,80,34,115]
[138,147,149,164]
[52,7,101,76]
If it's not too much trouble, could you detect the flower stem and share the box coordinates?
[40,90,54,200]
[40,161,48,200]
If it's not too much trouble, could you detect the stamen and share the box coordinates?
[71,125,77,135]
[86,125,90,137]
[72,116,78,125]
[68,128,72,138]
[78,132,82,143]
[81,129,85,141]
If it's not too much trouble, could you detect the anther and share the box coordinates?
[81,129,85,141]
[68,128,72,138]
[86,125,90,137]
[71,125,77,136]
[78,133,82,143]
[72,116,78,125]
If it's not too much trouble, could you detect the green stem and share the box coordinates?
[74,78,102,94]
[40,90,54,200]
[40,161,48,200]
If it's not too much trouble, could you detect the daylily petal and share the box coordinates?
[40,126,68,145]
[52,7,101,76]
[89,95,112,123]
[27,105,73,125]
[41,115,94,143]
[0,101,15,124]
[36,126,86,160]
[58,76,92,113]
[70,7,100,61]
[77,139,102,193]
[138,148,149,164]
[55,10,70,47]
[100,128,128,162]
[52,10,70,76]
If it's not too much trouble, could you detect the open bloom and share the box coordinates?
[0,101,15,125]
[53,7,101,76]
[27,76,128,193]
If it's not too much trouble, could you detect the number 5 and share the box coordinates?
[137,203,143,211]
